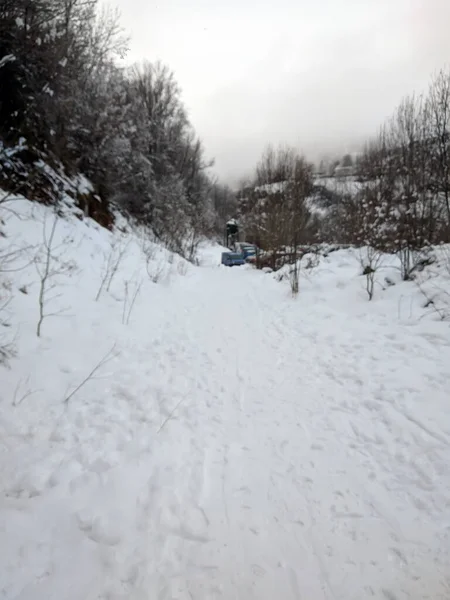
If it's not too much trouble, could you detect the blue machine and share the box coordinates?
[221,252,246,267]
[240,244,257,260]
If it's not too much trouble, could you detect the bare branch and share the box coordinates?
[13,377,43,406]
[358,246,385,301]
[125,279,142,325]
[63,344,118,404]
[156,395,187,434]
[36,213,58,337]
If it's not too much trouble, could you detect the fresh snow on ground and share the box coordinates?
[1,198,450,599]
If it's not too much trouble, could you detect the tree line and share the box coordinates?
[238,69,450,280]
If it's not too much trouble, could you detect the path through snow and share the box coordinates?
[2,241,450,599]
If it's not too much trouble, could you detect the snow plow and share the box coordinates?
[221,252,246,267]
[235,242,257,261]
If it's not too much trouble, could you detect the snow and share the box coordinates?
[1,198,450,599]
[42,84,54,97]
[197,241,230,267]
[0,54,16,69]
[254,181,286,194]
[75,173,94,195]
[315,175,363,196]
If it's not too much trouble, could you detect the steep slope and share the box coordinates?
[1,199,450,600]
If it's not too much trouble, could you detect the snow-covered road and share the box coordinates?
[2,234,450,599]
[122,264,449,600]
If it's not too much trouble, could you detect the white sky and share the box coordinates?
[115,0,450,184]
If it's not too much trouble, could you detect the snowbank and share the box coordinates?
[274,244,450,320]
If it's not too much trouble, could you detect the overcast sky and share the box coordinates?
[115,0,450,184]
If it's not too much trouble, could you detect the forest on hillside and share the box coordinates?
[0,0,236,260]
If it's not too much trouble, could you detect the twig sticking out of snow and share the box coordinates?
[63,344,117,404]
[122,278,143,325]
[156,396,186,434]
[12,376,42,406]
[96,238,130,301]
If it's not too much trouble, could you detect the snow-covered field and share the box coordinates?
[1,199,450,599]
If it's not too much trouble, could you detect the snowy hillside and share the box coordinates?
[1,197,450,599]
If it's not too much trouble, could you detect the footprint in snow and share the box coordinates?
[251,564,266,577]
[76,511,122,546]
[311,443,324,451]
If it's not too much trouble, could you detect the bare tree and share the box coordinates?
[239,145,314,274]
[35,212,71,337]
[355,100,433,281]
[95,236,130,301]
[358,246,384,301]
[36,214,58,336]
[427,68,450,235]
[390,96,431,277]
[356,125,397,250]
[284,157,314,292]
